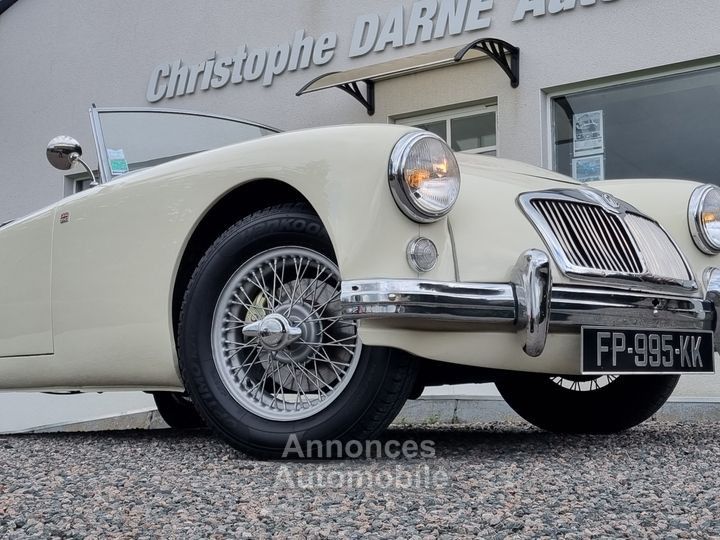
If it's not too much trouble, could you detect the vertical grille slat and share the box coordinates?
[585,207,628,272]
[596,209,636,273]
[556,202,596,268]
[536,202,572,263]
[624,214,691,281]
[601,208,643,273]
[571,205,614,270]
[530,198,691,284]
[544,201,587,267]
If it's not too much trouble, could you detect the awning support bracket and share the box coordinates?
[338,80,375,116]
[298,74,376,116]
[454,38,520,88]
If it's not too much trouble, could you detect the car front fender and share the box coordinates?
[1,124,457,390]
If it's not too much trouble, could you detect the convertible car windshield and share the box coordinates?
[93,108,278,180]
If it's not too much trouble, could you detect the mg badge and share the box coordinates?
[602,193,620,210]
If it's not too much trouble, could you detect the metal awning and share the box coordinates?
[296,38,519,116]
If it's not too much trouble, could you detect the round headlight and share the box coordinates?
[389,132,461,223]
[689,184,720,254]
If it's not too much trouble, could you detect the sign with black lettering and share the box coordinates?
[581,327,715,374]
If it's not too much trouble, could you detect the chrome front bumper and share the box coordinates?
[341,250,719,358]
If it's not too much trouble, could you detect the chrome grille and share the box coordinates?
[532,200,642,274]
[529,197,693,285]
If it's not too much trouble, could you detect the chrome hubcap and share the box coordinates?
[211,247,361,421]
[242,313,302,350]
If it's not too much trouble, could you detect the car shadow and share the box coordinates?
[0,420,679,462]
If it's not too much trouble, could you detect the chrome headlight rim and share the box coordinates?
[689,184,720,255]
[388,131,460,224]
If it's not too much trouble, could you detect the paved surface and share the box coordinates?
[1,421,719,538]
[20,396,720,435]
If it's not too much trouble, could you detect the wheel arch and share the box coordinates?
[171,178,326,342]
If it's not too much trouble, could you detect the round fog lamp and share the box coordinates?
[407,237,438,273]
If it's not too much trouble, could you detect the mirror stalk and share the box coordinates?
[69,152,99,187]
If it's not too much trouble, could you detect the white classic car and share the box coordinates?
[3,106,719,456]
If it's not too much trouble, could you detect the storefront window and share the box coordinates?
[400,104,497,155]
[414,120,447,141]
[552,66,720,184]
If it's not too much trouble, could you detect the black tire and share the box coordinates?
[496,374,679,433]
[152,392,205,429]
[177,203,417,457]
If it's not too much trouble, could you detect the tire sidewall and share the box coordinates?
[497,373,679,433]
[179,208,396,454]
[152,392,205,429]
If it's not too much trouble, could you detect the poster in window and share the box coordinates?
[107,148,129,175]
[572,155,605,182]
[573,110,604,157]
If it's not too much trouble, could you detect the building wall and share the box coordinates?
[2,0,719,221]
[0,0,719,410]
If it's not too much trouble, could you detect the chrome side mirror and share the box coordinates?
[46,136,83,170]
[46,136,98,186]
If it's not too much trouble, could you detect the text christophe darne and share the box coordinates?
[146,0,617,102]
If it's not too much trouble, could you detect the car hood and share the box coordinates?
[456,153,579,186]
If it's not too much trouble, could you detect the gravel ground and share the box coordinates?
[0,421,719,539]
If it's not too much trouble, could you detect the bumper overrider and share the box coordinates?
[341,250,720,358]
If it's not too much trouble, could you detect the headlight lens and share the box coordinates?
[689,184,720,254]
[389,132,461,223]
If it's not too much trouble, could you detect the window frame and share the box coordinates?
[543,58,720,171]
[89,106,280,184]
[396,103,498,155]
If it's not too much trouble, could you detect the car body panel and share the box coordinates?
[450,153,574,284]
[0,207,54,357]
[0,121,717,389]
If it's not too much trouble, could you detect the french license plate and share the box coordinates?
[581,327,715,374]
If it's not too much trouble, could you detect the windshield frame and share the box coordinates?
[89,105,280,184]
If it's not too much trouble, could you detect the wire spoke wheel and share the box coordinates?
[211,247,360,421]
[550,375,619,392]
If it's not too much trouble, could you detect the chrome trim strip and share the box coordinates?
[447,218,460,282]
[341,280,517,322]
[88,104,111,184]
[550,285,713,331]
[91,106,281,134]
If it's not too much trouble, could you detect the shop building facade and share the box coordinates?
[0,0,719,423]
